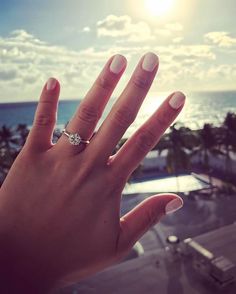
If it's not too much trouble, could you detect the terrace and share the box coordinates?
[58,170,236,293]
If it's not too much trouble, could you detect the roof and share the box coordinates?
[59,225,236,294]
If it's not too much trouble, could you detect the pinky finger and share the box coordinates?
[110,91,185,177]
[26,78,60,152]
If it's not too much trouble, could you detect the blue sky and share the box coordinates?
[0,0,236,101]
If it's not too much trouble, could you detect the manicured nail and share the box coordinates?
[169,92,186,109]
[110,55,127,74]
[46,78,57,91]
[165,198,183,214]
[142,52,159,72]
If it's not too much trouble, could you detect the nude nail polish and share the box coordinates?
[110,55,127,74]
[169,92,186,110]
[142,52,159,72]
[165,198,183,214]
[46,78,57,91]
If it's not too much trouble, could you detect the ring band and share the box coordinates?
[62,129,90,146]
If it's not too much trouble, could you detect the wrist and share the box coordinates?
[0,261,56,294]
[0,242,56,294]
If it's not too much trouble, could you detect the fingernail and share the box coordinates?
[46,78,57,91]
[142,52,159,72]
[110,55,127,74]
[169,92,186,109]
[165,198,183,214]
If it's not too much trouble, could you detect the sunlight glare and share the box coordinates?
[145,0,175,17]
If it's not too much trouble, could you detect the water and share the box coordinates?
[0,91,236,137]
[123,174,210,194]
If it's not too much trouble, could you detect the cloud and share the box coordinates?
[0,23,235,102]
[165,23,183,32]
[204,31,236,48]
[82,26,91,33]
[0,30,116,101]
[96,15,184,45]
[0,68,18,80]
[173,37,184,44]
[96,15,152,42]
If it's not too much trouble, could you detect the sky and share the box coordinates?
[0,0,236,102]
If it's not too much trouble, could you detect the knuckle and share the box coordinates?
[96,76,114,91]
[134,129,156,153]
[77,104,99,124]
[34,113,55,127]
[144,207,157,227]
[155,114,169,129]
[112,106,135,128]
[132,74,150,90]
[106,169,127,194]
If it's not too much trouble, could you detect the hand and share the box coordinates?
[0,53,185,293]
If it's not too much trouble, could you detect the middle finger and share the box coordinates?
[88,52,159,164]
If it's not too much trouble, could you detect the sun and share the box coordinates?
[145,0,175,17]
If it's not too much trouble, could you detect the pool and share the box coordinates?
[123,174,211,195]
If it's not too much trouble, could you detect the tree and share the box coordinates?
[193,123,224,189]
[15,124,29,147]
[156,123,196,191]
[0,125,19,185]
[0,125,18,150]
[220,112,236,176]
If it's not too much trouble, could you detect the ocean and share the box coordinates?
[0,91,236,138]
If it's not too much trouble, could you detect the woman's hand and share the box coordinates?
[0,53,185,293]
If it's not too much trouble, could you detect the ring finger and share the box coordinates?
[55,54,127,155]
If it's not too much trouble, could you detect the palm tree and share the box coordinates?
[220,112,236,176]
[0,125,18,150]
[15,124,29,147]
[0,125,19,185]
[156,123,196,191]
[193,123,223,188]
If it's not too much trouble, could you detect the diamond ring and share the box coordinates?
[62,129,90,146]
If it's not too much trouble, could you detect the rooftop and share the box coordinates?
[60,224,236,294]
[58,180,236,294]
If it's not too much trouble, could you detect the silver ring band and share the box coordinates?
[62,129,90,146]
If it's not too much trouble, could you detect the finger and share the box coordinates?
[55,54,127,155]
[26,78,60,152]
[111,92,186,177]
[117,194,183,255]
[88,52,159,163]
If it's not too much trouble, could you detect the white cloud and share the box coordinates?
[204,31,236,48]
[0,68,18,80]
[96,15,153,42]
[0,30,114,101]
[82,26,91,33]
[173,37,184,44]
[96,15,184,44]
[165,23,183,32]
[0,24,235,102]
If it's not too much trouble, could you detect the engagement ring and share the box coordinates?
[62,129,90,146]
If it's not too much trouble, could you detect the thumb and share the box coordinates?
[117,194,183,255]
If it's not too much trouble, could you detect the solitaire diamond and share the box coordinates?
[69,133,81,145]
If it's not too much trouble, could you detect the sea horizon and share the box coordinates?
[1,89,236,105]
[1,90,236,138]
